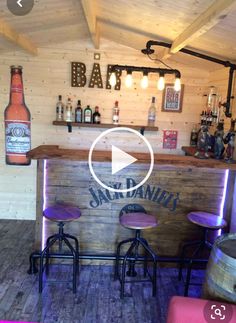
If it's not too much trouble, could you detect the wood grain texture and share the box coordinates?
[27,145,236,170]
[0,38,235,221]
[0,219,203,323]
[52,121,159,131]
[170,0,236,54]
[33,158,228,260]
[0,18,38,55]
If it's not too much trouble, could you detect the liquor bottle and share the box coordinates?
[84,105,92,123]
[75,100,83,123]
[148,97,156,126]
[206,111,210,126]
[112,101,120,125]
[207,86,217,110]
[190,124,198,147]
[200,110,204,125]
[209,111,213,126]
[4,66,31,165]
[93,106,101,124]
[203,111,207,125]
[56,95,64,121]
[65,98,73,122]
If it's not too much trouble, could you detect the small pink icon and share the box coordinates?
[204,301,233,323]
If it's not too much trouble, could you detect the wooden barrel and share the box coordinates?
[203,233,236,304]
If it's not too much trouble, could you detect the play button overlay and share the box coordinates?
[112,145,137,175]
[7,0,34,16]
[89,127,154,193]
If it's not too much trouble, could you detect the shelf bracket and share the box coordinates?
[140,127,145,135]
[67,122,72,133]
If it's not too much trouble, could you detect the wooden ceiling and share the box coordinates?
[0,0,236,68]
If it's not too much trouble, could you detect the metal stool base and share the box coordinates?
[39,222,79,294]
[114,230,158,298]
[178,228,212,296]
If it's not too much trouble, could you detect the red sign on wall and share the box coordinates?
[163,130,178,149]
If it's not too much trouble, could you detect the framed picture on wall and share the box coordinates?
[162,83,184,112]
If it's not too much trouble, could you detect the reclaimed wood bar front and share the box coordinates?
[28,145,236,263]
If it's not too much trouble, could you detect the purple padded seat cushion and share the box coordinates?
[188,211,227,229]
[120,212,158,230]
[43,204,81,222]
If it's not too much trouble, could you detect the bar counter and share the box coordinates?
[28,145,236,169]
[28,145,236,262]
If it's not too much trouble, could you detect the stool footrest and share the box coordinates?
[114,232,158,298]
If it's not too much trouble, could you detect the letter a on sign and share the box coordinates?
[89,63,103,88]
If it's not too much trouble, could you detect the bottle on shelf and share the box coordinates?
[190,124,198,147]
[212,94,219,124]
[203,111,207,125]
[4,65,31,165]
[93,106,101,124]
[207,86,217,110]
[65,98,73,122]
[56,95,64,121]
[112,101,120,125]
[84,105,92,123]
[148,97,156,127]
[75,100,83,123]
[209,111,213,126]
[206,111,210,126]
[200,110,204,125]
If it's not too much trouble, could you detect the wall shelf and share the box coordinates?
[52,121,158,132]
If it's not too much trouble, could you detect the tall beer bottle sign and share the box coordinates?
[4,66,31,165]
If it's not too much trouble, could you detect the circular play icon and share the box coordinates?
[88,127,154,193]
[7,0,34,16]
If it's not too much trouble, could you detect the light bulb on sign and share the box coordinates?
[174,77,181,91]
[140,73,148,89]
[157,75,165,91]
[125,72,133,88]
[109,72,117,87]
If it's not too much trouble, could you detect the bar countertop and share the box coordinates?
[27,145,236,170]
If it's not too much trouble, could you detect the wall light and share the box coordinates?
[157,72,165,91]
[140,71,149,89]
[174,77,181,91]
[109,64,181,91]
[125,70,133,88]
[109,72,117,87]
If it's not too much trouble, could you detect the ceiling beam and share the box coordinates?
[0,19,37,55]
[157,48,172,61]
[81,0,100,49]
[170,0,236,54]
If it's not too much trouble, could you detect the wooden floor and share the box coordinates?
[0,220,204,323]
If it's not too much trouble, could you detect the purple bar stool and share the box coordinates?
[39,203,81,293]
[114,204,158,298]
[178,211,227,296]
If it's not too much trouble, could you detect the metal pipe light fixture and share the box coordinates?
[109,64,181,91]
[142,39,236,117]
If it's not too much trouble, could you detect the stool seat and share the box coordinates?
[187,211,227,230]
[120,212,158,230]
[43,205,81,222]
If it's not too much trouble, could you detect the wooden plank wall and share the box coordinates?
[0,38,232,220]
[38,159,226,259]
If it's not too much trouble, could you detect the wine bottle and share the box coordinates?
[93,106,101,124]
[65,98,73,122]
[112,101,119,125]
[75,100,83,123]
[56,95,64,121]
[148,97,156,126]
